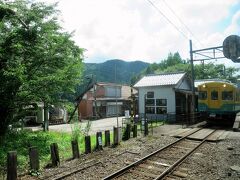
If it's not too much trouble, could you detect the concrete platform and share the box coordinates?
[233,113,240,131]
[207,130,226,142]
[226,131,240,139]
[187,128,215,141]
[167,128,192,137]
[173,128,201,138]
[170,128,229,142]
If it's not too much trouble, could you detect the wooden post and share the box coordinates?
[85,136,91,154]
[144,119,149,136]
[126,124,131,139]
[71,140,80,159]
[133,124,137,138]
[113,127,119,146]
[104,130,110,147]
[50,143,60,167]
[7,151,17,180]
[29,147,39,171]
[96,132,103,150]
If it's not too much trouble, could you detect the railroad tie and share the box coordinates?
[130,169,158,178]
[172,171,188,178]
[146,160,170,167]
[138,164,163,172]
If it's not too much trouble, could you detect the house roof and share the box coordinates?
[134,72,186,88]
[96,82,122,87]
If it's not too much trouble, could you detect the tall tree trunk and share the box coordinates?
[0,109,8,136]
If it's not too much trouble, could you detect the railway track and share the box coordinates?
[103,128,217,180]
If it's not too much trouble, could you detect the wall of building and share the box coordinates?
[78,99,93,119]
[175,77,191,90]
[96,86,105,98]
[138,86,176,114]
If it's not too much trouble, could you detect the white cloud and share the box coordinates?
[225,10,240,35]
[40,0,239,64]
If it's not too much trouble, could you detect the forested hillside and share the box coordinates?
[84,59,149,84]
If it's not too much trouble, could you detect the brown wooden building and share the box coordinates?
[78,82,137,119]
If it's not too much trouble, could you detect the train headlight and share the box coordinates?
[223,84,226,88]
[202,84,206,88]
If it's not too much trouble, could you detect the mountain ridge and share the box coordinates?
[83,59,149,84]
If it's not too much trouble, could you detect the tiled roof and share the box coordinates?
[134,72,186,87]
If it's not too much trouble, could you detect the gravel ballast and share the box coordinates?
[19,125,240,179]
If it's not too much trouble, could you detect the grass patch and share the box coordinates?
[0,129,114,177]
[0,130,72,174]
[133,120,164,131]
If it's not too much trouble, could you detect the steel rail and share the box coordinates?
[154,129,217,179]
[102,128,203,180]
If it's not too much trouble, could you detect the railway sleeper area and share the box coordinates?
[103,128,217,180]
[21,121,240,180]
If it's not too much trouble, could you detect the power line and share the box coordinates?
[161,0,204,47]
[146,0,189,41]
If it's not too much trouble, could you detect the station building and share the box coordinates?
[133,72,193,120]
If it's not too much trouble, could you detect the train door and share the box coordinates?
[208,87,220,109]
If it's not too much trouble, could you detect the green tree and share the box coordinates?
[131,52,239,85]
[0,1,84,136]
[194,63,238,82]
[130,52,184,84]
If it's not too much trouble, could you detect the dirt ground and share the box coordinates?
[19,124,240,180]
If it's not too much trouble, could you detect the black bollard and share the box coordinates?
[85,136,91,154]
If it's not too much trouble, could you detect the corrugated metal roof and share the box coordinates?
[134,72,186,87]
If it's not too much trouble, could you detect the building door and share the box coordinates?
[175,92,187,114]
[106,105,121,116]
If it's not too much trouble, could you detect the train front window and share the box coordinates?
[222,91,233,100]
[211,91,218,100]
[199,91,207,100]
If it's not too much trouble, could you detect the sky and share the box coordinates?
[41,0,240,66]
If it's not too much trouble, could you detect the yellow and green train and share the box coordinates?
[198,81,240,122]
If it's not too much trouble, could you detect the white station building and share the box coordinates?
[134,72,193,119]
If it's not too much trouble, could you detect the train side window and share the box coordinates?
[211,91,218,100]
[199,91,207,100]
[222,91,233,100]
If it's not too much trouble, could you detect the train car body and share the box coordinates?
[198,81,240,123]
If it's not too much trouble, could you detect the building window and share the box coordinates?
[156,99,167,106]
[156,99,167,114]
[211,90,218,100]
[199,91,207,100]
[146,99,155,106]
[146,107,155,114]
[222,91,233,100]
[105,86,121,97]
[145,95,167,114]
[156,107,167,114]
[147,91,154,98]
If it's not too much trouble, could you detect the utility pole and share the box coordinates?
[190,40,196,118]
[43,102,49,131]
[115,63,119,128]
[93,75,97,119]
